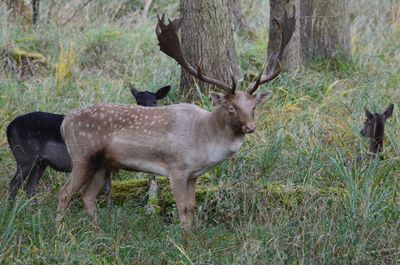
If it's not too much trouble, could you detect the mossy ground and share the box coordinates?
[0,0,399,264]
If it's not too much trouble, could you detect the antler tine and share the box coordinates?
[253,63,266,90]
[229,67,237,94]
[196,60,203,77]
[156,15,235,94]
[246,8,296,95]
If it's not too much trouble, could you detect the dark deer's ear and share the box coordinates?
[210,92,226,106]
[129,84,139,97]
[155,85,171,100]
[383,104,394,120]
[255,91,272,104]
[364,107,373,119]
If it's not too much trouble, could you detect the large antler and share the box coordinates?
[156,14,236,94]
[247,9,296,95]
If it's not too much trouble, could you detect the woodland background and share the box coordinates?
[0,0,399,264]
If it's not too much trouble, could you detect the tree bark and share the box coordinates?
[267,0,351,70]
[229,0,245,31]
[300,0,350,61]
[179,0,239,101]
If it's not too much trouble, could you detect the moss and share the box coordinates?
[147,196,159,206]
[145,196,161,215]
[111,178,348,213]
[111,179,150,205]
[11,46,46,63]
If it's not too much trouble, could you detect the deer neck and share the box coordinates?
[202,106,245,148]
[369,135,384,156]
[369,121,385,156]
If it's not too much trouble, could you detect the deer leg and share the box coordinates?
[80,167,106,226]
[9,162,35,201]
[9,166,24,201]
[56,162,94,225]
[26,162,46,205]
[103,170,112,209]
[169,175,191,231]
[186,178,197,229]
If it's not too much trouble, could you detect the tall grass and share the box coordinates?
[0,0,399,264]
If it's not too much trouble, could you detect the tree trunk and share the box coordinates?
[32,0,39,25]
[180,0,239,101]
[267,0,351,70]
[300,0,350,61]
[229,0,245,31]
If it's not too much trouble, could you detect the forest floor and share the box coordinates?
[0,0,399,264]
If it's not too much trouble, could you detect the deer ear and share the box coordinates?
[210,92,226,105]
[383,103,394,120]
[255,91,272,104]
[129,84,139,97]
[364,107,373,119]
[155,85,171,100]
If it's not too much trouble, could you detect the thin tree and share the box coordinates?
[267,0,351,70]
[230,0,245,31]
[32,0,39,25]
[300,0,350,60]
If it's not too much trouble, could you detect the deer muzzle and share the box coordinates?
[242,122,256,134]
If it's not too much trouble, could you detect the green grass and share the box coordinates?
[1,0,399,264]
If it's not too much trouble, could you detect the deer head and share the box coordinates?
[129,84,171,107]
[156,12,295,134]
[360,104,394,154]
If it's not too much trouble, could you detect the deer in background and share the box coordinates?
[360,104,394,158]
[7,85,170,206]
[56,12,295,230]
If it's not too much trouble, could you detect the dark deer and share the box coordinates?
[7,85,171,205]
[56,13,295,230]
[360,104,394,158]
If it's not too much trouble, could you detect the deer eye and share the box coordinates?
[228,105,235,113]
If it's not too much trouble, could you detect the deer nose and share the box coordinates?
[242,122,256,134]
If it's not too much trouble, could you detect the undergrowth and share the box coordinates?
[0,0,399,264]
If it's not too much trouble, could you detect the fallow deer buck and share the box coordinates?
[56,13,295,230]
[7,85,170,206]
[360,104,394,158]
